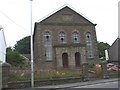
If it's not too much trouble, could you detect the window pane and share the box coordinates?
[59,32,66,43]
[44,31,52,61]
[72,32,80,43]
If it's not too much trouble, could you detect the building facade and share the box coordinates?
[0,26,6,63]
[108,38,120,64]
[33,6,99,70]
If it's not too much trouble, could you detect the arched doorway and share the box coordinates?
[75,52,80,67]
[62,53,68,68]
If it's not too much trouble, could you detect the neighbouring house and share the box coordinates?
[33,6,99,70]
[108,38,120,64]
[0,26,6,63]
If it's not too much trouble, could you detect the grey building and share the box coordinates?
[108,38,120,64]
[33,6,99,70]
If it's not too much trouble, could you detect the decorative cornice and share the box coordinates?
[53,43,86,48]
[40,22,96,26]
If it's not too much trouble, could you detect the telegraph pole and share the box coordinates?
[30,0,34,87]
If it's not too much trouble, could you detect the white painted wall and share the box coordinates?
[0,27,6,63]
[105,50,109,61]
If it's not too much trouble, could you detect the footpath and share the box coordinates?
[36,78,119,89]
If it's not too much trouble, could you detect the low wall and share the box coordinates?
[8,77,82,89]
[3,62,119,89]
[1,63,11,89]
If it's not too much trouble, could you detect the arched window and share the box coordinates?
[72,32,80,43]
[86,32,94,58]
[59,32,66,43]
[44,31,52,61]
[44,32,51,45]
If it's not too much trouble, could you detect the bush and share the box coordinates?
[9,73,30,81]
[6,47,28,68]
[9,69,82,81]
[35,70,81,80]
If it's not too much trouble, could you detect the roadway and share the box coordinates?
[73,80,119,88]
[5,78,119,90]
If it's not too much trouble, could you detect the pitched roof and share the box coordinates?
[33,5,97,38]
[108,38,120,62]
[36,5,96,25]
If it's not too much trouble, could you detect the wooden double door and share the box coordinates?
[62,52,81,68]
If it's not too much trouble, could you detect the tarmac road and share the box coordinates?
[73,80,119,88]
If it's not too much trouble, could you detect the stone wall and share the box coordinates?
[33,6,99,70]
[1,63,11,89]
[55,46,87,69]
[34,24,98,69]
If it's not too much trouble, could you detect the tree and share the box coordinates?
[6,47,27,68]
[97,42,110,59]
[14,36,30,54]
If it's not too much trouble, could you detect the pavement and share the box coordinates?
[35,78,119,89]
[3,78,119,90]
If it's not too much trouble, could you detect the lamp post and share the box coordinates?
[30,0,34,87]
[118,1,120,38]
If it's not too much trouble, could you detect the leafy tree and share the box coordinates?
[97,42,110,59]
[14,36,30,54]
[6,47,27,68]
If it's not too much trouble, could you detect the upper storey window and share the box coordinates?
[72,32,80,43]
[59,32,66,43]
[44,31,52,61]
[86,32,94,58]
[44,31,51,45]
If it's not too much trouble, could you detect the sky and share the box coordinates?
[0,0,119,47]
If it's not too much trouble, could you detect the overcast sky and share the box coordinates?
[0,0,119,47]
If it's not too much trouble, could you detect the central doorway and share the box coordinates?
[75,52,80,67]
[62,53,68,68]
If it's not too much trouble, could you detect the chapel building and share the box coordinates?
[33,6,99,70]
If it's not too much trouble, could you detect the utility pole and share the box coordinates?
[118,1,120,38]
[30,0,34,87]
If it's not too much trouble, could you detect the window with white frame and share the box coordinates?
[59,32,66,43]
[44,31,52,61]
[86,32,94,58]
[72,32,80,43]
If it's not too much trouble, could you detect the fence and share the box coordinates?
[1,63,11,89]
